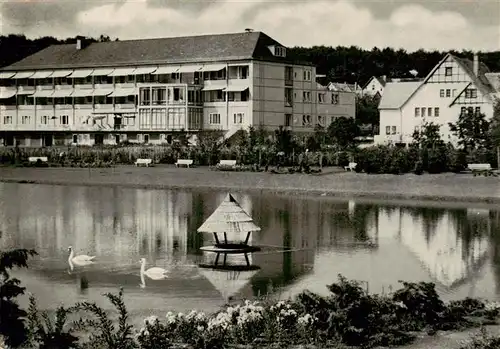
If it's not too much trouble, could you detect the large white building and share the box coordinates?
[0,31,355,147]
[376,53,500,146]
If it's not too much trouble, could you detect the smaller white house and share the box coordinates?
[362,76,387,98]
[375,53,500,146]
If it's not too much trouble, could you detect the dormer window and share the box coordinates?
[268,45,286,57]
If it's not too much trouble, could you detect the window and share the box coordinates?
[3,116,12,124]
[467,107,474,114]
[72,134,78,144]
[421,107,426,117]
[237,66,248,79]
[22,115,30,124]
[40,115,48,124]
[385,126,391,135]
[427,107,432,117]
[209,113,221,124]
[233,113,243,124]
[465,88,478,98]
[140,88,151,106]
[452,89,457,97]
[446,89,451,97]
[285,113,292,127]
[285,88,293,106]
[285,66,293,83]
[318,115,324,126]
[303,70,311,81]
[331,93,339,104]
[445,67,452,76]
[302,91,311,102]
[391,126,396,135]
[461,107,466,115]
[152,87,166,105]
[475,107,481,114]
[440,89,445,97]
[275,46,286,57]
[434,107,440,117]
[302,115,311,126]
[414,107,420,117]
[318,93,326,103]
[144,134,150,144]
[61,115,69,125]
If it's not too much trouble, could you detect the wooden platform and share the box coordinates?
[200,245,261,254]
[198,264,261,271]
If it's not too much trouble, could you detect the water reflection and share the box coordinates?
[1,182,499,322]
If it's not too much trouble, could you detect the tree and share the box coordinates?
[306,124,327,151]
[356,95,380,134]
[327,116,360,150]
[0,249,37,347]
[449,110,491,151]
[274,126,295,154]
[411,122,444,149]
[490,101,500,167]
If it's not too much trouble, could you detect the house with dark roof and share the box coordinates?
[0,31,342,147]
[375,53,500,146]
[362,76,387,97]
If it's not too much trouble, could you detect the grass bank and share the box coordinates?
[0,166,499,205]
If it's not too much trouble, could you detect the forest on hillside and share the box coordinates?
[1,34,499,87]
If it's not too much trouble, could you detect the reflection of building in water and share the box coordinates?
[376,206,491,288]
[0,185,192,261]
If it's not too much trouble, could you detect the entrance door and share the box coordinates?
[115,134,120,144]
[94,134,104,145]
[144,134,150,144]
[42,135,53,147]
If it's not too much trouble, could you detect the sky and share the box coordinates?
[0,0,499,52]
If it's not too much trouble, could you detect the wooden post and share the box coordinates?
[244,253,250,266]
[244,231,250,245]
[213,232,220,244]
[224,232,228,244]
[497,146,500,170]
[223,253,227,266]
[214,253,220,266]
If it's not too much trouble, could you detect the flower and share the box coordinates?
[298,313,316,326]
[165,311,177,325]
[144,315,158,325]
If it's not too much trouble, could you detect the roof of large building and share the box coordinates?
[378,81,421,109]
[1,31,310,71]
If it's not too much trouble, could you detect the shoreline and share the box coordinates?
[1,165,499,206]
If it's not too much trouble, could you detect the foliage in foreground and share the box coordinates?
[2,249,500,349]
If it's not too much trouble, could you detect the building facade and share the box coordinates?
[375,53,499,146]
[0,31,355,147]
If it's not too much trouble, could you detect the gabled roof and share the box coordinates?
[362,76,386,89]
[391,53,497,110]
[1,31,307,71]
[378,81,421,109]
[197,194,261,234]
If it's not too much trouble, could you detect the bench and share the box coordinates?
[175,159,193,168]
[28,157,48,163]
[135,158,152,167]
[216,160,238,171]
[467,163,495,177]
[344,162,357,171]
[468,164,492,172]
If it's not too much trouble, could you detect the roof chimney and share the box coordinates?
[473,53,479,77]
[245,28,254,32]
[76,39,82,50]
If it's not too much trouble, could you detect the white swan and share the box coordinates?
[68,246,96,271]
[140,258,168,287]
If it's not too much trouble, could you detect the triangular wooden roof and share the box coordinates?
[197,194,261,234]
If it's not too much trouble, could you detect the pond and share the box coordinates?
[1,182,500,326]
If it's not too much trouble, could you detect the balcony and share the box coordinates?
[115,103,136,110]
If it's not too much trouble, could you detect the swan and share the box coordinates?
[140,258,168,287]
[68,246,96,271]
